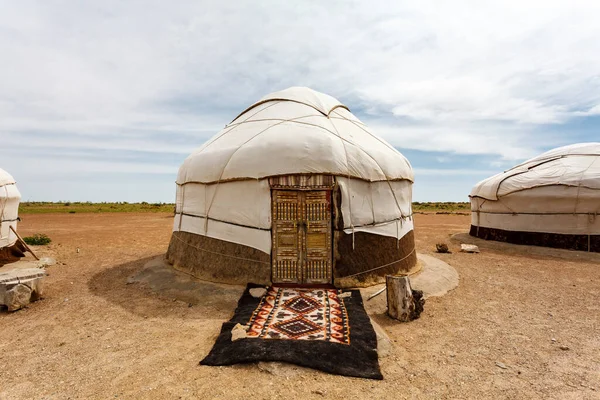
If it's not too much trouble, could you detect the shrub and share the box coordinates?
[23,233,52,246]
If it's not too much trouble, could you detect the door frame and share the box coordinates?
[269,175,335,285]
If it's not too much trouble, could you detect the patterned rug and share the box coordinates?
[246,287,350,344]
[200,284,382,380]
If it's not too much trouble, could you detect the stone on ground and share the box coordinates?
[230,323,249,341]
[249,287,267,298]
[0,268,45,312]
[460,244,480,253]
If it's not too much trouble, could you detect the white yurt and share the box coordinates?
[470,143,600,252]
[0,168,22,253]
[167,87,417,287]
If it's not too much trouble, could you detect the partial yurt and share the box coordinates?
[470,143,600,252]
[0,168,22,255]
[167,87,417,287]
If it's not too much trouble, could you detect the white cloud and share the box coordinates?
[367,121,563,160]
[414,168,498,176]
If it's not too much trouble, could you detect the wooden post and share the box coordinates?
[9,225,39,260]
[386,275,424,322]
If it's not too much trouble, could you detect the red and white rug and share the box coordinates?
[246,287,350,345]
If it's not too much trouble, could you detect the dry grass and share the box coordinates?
[19,201,175,214]
[412,201,470,213]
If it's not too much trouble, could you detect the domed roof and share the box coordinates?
[177,87,413,184]
[470,142,600,200]
[0,168,17,188]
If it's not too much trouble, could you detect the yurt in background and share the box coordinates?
[167,87,417,287]
[0,168,22,256]
[470,143,600,252]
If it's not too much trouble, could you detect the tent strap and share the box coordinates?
[172,233,270,265]
[338,247,416,279]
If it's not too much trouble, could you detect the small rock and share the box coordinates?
[4,284,32,312]
[551,338,556,342]
[436,243,450,253]
[461,244,480,253]
[249,287,267,298]
[38,257,56,267]
[495,361,508,369]
[257,362,301,377]
[312,390,325,396]
[231,323,249,341]
[559,345,570,351]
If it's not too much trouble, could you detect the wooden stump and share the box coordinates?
[386,275,424,322]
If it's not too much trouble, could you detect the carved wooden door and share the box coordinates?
[272,190,332,284]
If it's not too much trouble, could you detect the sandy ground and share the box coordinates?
[1,212,599,399]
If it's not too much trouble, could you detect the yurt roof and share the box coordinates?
[470,142,600,200]
[0,168,17,188]
[177,87,413,185]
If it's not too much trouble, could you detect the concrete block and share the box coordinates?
[0,268,46,312]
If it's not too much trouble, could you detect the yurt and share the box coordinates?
[167,87,417,287]
[470,143,600,252]
[0,168,22,256]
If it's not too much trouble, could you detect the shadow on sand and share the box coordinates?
[87,255,245,319]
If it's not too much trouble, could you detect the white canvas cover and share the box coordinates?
[174,87,414,253]
[0,168,21,249]
[470,143,600,235]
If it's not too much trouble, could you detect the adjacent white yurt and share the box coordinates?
[470,143,600,252]
[0,168,21,251]
[167,87,417,287]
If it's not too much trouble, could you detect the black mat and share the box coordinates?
[200,284,383,380]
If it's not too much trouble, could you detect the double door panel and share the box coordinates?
[272,190,332,284]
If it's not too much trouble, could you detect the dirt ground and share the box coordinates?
[1,212,599,399]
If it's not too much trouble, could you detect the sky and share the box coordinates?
[1,1,599,202]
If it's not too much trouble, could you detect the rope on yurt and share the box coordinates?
[330,110,411,245]
[197,100,283,158]
[177,184,185,231]
[588,212,596,252]
[171,233,270,264]
[476,199,487,236]
[0,186,9,240]
[202,115,320,238]
[576,157,598,252]
[326,115,356,250]
[338,247,416,279]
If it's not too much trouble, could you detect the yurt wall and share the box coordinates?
[0,169,21,250]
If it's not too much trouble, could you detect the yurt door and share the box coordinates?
[272,190,332,285]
